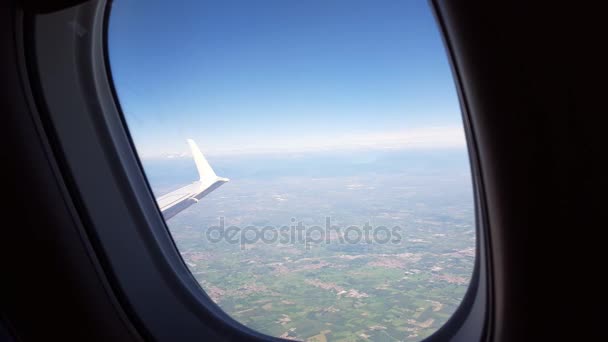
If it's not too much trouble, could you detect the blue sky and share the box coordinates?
[108,0,463,158]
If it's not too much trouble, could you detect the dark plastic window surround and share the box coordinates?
[17,0,491,340]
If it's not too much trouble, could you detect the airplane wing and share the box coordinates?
[156,139,229,220]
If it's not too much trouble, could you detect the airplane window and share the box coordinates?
[108,1,475,341]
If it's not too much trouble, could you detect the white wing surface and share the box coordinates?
[156,139,228,220]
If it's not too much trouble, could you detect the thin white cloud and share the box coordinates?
[139,125,466,160]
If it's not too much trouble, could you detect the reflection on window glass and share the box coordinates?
[109,1,474,340]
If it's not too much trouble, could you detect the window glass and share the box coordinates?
[109,1,475,340]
